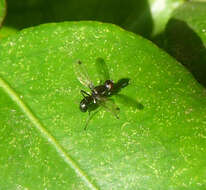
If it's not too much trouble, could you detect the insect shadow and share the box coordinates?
[74,57,143,130]
[110,78,144,110]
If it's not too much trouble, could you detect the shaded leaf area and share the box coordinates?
[3,0,185,38]
[4,0,152,37]
[0,0,6,27]
[166,19,206,87]
[160,2,206,87]
[0,22,206,189]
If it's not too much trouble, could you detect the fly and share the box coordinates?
[73,58,123,129]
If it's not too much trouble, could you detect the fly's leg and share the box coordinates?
[84,108,100,130]
[81,90,90,98]
[84,111,91,130]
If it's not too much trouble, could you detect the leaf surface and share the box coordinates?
[0,21,206,189]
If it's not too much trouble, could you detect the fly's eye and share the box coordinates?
[105,80,113,90]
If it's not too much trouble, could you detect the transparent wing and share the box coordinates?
[73,60,94,89]
[95,58,110,83]
[98,97,120,119]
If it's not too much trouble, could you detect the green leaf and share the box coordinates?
[0,26,18,39]
[123,0,185,37]
[148,0,185,36]
[0,0,6,27]
[164,2,206,87]
[0,22,206,189]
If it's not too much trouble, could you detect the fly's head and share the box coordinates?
[80,99,88,112]
[104,80,114,91]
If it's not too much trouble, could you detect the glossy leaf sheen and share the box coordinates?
[148,0,185,36]
[0,22,206,189]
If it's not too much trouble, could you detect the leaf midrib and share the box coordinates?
[0,76,98,190]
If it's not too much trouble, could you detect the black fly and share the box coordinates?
[74,58,129,129]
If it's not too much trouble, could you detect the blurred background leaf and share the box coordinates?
[4,0,185,38]
[158,1,206,87]
[148,0,185,36]
[0,0,6,27]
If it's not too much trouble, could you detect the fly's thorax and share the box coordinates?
[93,85,107,96]
[92,80,114,96]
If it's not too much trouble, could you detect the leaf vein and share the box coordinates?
[0,76,98,190]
